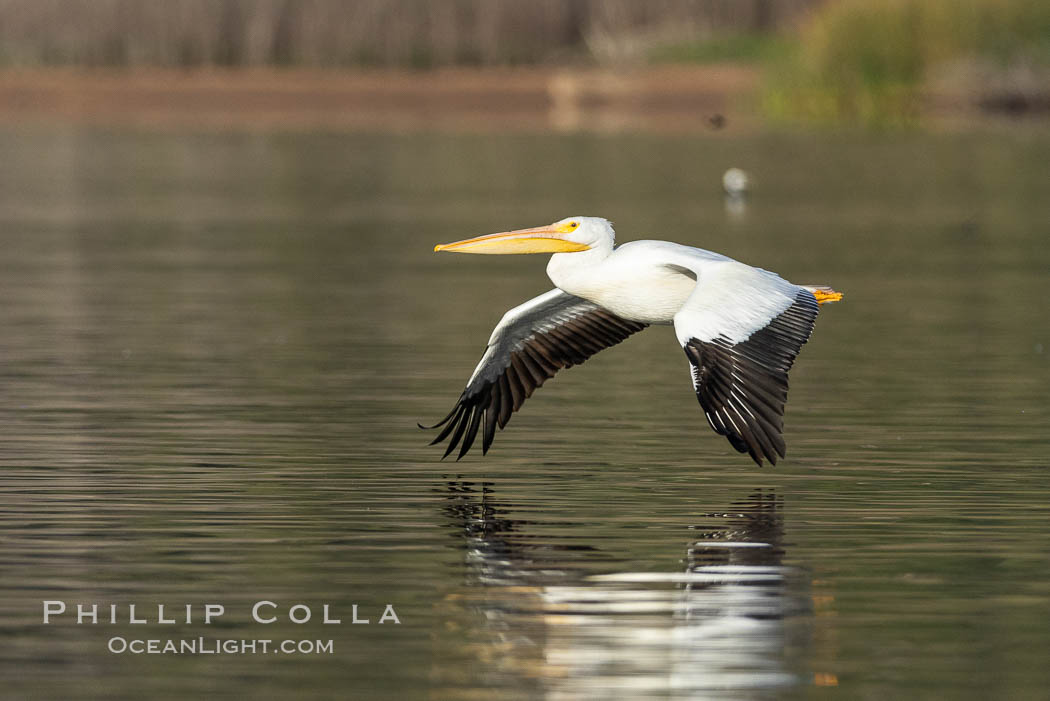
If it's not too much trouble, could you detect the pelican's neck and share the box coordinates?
[546,240,614,299]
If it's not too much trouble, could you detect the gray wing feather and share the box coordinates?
[424,289,648,459]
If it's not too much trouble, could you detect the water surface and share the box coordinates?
[1,127,1048,699]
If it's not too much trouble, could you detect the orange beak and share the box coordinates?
[434,224,590,255]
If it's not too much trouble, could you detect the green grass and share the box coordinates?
[760,0,1050,126]
[649,34,792,65]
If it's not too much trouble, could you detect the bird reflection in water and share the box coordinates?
[433,481,810,700]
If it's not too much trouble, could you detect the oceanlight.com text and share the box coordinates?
[107,637,334,655]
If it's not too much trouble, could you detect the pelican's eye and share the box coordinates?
[569,221,579,229]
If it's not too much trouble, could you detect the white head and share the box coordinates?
[434,216,615,256]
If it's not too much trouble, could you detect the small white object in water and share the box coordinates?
[723,168,751,197]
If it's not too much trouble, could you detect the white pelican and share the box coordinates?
[722,167,751,197]
[423,217,841,465]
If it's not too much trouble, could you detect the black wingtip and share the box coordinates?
[744,438,781,466]
[418,398,463,430]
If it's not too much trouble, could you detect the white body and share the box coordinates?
[547,240,713,324]
[547,237,801,345]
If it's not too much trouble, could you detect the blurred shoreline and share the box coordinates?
[0,66,1043,132]
[0,66,757,133]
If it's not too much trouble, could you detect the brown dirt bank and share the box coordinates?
[0,66,759,132]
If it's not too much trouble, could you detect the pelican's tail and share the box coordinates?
[802,285,843,305]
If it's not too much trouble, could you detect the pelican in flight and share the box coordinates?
[423,217,841,465]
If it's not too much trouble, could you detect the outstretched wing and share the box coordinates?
[673,261,820,466]
[424,289,648,459]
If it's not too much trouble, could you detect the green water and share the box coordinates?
[1,126,1048,699]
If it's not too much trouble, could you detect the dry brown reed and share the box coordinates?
[0,0,821,67]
